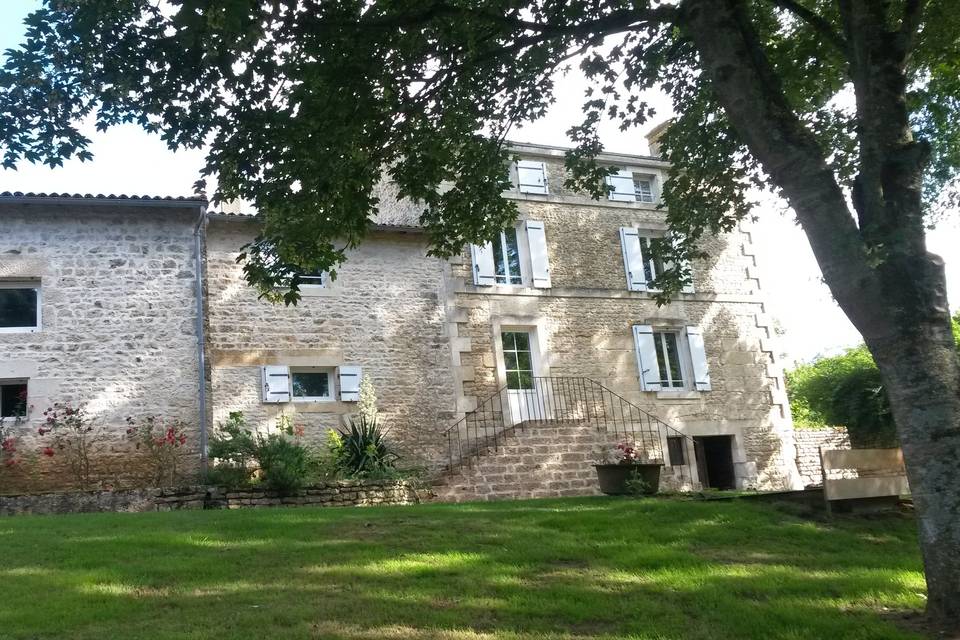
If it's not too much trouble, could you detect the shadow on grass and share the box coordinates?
[0,497,925,640]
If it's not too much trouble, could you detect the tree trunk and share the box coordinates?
[680,0,960,627]
[864,261,960,626]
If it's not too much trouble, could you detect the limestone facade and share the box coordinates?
[1,142,803,494]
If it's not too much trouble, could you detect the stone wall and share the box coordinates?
[0,203,203,493]
[793,427,851,487]
[0,481,419,516]
[204,219,458,468]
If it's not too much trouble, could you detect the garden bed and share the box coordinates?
[0,480,420,516]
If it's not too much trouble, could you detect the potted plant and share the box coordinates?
[594,442,662,495]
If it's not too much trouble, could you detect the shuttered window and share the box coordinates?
[633,325,712,393]
[607,170,657,203]
[516,160,548,194]
[291,369,333,401]
[471,222,551,289]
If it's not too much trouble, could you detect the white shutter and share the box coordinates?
[632,325,662,392]
[686,326,712,391]
[517,160,548,194]
[261,365,291,403]
[338,365,362,402]
[606,169,636,201]
[525,220,551,288]
[470,242,496,286]
[620,227,648,292]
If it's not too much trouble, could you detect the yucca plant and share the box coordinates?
[328,417,398,478]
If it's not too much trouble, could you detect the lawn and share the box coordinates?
[0,497,925,640]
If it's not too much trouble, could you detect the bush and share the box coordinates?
[207,411,315,494]
[328,417,399,478]
[786,311,960,449]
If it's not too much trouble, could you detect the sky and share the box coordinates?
[1,1,958,365]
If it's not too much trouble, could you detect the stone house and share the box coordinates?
[0,139,803,498]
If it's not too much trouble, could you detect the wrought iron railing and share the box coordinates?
[442,376,704,490]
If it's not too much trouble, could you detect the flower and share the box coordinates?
[41,447,55,457]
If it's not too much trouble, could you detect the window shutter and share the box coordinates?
[686,326,712,391]
[261,365,291,403]
[620,227,648,291]
[632,325,662,391]
[338,366,362,402]
[606,169,635,201]
[525,220,551,288]
[517,160,548,194]
[470,242,496,286]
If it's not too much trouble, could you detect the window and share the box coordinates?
[291,368,334,402]
[667,436,686,465]
[493,228,523,285]
[607,169,657,203]
[0,381,28,419]
[516,160,548,194]
[634,177,654,203]
[620,228,694,293]
[0,282,41,332]
[633,325,711,392]
[471,221,551,288]
[297,270,326,288]
[501,331,534,390]
[653,331,686,389]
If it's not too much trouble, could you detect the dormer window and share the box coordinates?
[607,169,657,203]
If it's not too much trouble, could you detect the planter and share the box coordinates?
[594,464,661,495]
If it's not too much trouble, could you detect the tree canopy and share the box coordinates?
[1,1,957,302]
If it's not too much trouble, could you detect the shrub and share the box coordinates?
[39,403,102,490]
[207,411,315,493]
[125,415,189,486]
[328,417,399,478]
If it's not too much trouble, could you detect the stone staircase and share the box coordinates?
[431,420,620,502]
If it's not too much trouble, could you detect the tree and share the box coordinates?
[1,0,958,625]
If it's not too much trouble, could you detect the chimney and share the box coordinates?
[645,121,671,157]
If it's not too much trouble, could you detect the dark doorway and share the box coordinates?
[694,436,736,490]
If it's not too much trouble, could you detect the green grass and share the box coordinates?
[0,497,925,639]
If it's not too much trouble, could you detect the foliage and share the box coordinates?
[624,469,654,496]
[787,312,960,448]
[327,417,399,479]
[600,441,653,466]
[125,415,189,487]
[207,411,314,493]
[1,2,954,303]
[38,403,102,490]
[0,498,925,639]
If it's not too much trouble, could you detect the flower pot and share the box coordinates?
[594,463,661,495]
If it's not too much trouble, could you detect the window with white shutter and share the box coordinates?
[632,325,662,391]
[470,242,497,286]
[606,169,636,201]
[261,365,292,403]
[338,366,362,402]
[685,326,712,391]
[524,220,551,288]
[517,160,548,194]
[606,169,657,203]
[620,227,648,291]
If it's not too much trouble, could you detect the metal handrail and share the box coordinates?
[442,376,703,490]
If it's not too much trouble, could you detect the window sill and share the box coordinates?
[299,285,333,298]
[655,390,701,400]
[0,327,40,334]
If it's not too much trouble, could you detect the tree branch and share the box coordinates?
[766,0,849,55]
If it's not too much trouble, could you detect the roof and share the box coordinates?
[0,191,207,207]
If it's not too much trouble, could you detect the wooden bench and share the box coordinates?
[820,448,909,514]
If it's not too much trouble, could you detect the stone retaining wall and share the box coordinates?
[0,481,419,516]
[793,427,850,487]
